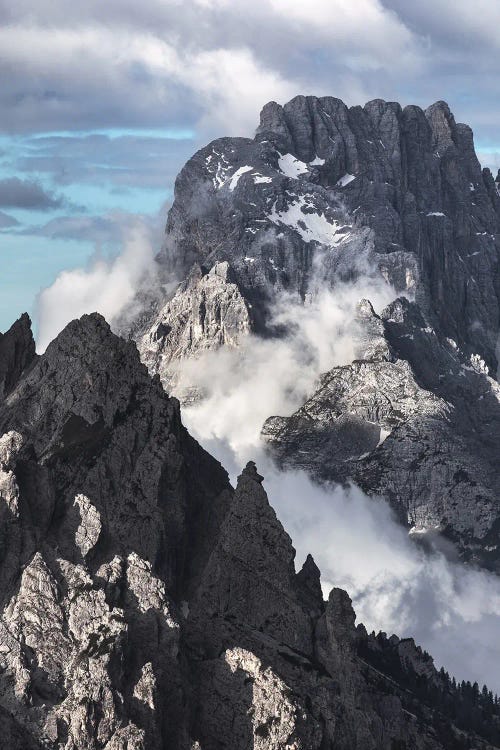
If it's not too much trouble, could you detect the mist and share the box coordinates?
[36,220,158,353]
[179,277,395,454]
[33,207,500,693]
[183,410,500,694]
[176,276,500,694]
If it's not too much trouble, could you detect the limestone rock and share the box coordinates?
[263,296,500,567]
[133,94,500,568]
[1,93,500,747]
[138,261,251,392]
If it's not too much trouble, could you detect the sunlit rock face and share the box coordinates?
[137,261,252,393]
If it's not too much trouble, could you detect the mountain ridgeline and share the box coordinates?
[0,95,499,748]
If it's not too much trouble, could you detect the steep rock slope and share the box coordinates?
[0,313,36,399]
[139,261,251,393]
[0,313,232,748]
[0,315,498,748]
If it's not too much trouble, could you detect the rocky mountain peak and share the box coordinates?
[2,304,500,746]
[136,93,500,574]
[0,312,36,400]
[152,93,500,382]
[2,90,500,747]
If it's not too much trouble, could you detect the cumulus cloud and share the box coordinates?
[0,23,299,137]
[0,0,497,144]
[36,220,159,352]
[0,176,63,210]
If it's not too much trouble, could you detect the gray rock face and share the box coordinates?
[0,314,496,748]
[263,296,500,568]
[134,94,500,569]
[153,95,500,372]
[138,261,251,391]
[0,313,232,749]
[0,313,36,400]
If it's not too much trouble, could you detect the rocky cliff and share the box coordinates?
[153,96,500,370]
[135,95,500,569]
[1,313,499,748]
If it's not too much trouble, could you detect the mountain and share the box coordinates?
[1,94,500,748]
[136,95,500,570]
[1,313,500,748]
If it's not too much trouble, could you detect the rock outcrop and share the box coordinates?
[138,261,251,391]
[1,314,498,748]
[0,313,232,749]
[263,295,500,568]
[0,313,36,400]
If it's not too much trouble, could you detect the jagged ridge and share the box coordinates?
[0,314,498,747]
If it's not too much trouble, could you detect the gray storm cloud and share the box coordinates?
[0,0,498,170]
[0,210,18,228]
[0,177,63,210]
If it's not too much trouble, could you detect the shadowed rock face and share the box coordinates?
[0,313,36,400]
[0,315,497,749]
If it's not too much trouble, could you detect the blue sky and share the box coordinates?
[0,127,196,331]
[0,0,499,334]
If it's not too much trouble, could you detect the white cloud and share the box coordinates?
[266,468,500,692]
[269,0,420,70]
[0,23,298,136]
[36,221,157,352]
[1,0,498,145]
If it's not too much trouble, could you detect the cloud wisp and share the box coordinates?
[36,219,159,352]
[179,279,394,455]
[0,0,498,152]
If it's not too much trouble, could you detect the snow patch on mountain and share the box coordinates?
[278,153,309,179]
[268,196,350,246]
[336,173,356,187]
[229,165,253,191]
[253,173,273,184]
